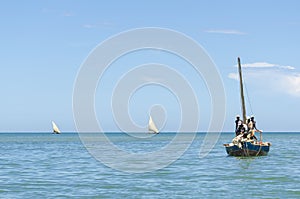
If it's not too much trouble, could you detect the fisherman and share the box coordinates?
[235,120,243,136]
[242,122,249,138]
[246,117,251,128]
[236,121,249,137]
[247,115,260,140]
[251,115,258,130]
[235,115,242,130]
[250,115,261,139]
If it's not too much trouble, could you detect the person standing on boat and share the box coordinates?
[236,121,248,137]
[241,122,249,138]
[235,121,243,136]
[247,117,253,136]
[251,115,262,132]
[248,115,259,140]
[235,115,242,130]
[235,115,243,136]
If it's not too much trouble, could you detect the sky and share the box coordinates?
[1,0,300,132]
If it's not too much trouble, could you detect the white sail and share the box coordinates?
[148,116,159,134]
[52,121,61,134]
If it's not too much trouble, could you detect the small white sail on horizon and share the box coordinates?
[148,115,159,134]
[52,121,61,134]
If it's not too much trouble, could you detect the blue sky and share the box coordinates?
[1,0,300,132]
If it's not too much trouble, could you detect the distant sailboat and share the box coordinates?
[52,121,61,134]
[148,116,159,134]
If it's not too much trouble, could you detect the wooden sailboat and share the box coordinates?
[148,115,159,134]
[52,121,61,134]
[223,57,271,156]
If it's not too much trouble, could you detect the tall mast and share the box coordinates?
[238,57,247,123]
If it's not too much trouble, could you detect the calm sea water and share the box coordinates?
[0,132,299,198]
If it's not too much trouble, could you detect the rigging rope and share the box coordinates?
[243,79,254,116]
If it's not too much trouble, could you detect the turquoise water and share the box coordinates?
[0,132,299,198]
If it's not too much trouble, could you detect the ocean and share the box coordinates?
[0,132,299,198]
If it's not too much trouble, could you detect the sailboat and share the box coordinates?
[223,57,271,156]
[52,121,61,134]
[148,115,159,134]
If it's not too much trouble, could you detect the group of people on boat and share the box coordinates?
[234,115,262,141]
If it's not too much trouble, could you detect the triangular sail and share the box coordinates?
[148,116,159,134]
[52,121,61,134]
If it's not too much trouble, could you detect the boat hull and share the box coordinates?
[224,141,270,157]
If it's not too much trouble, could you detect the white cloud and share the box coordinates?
[228,73,238,80]
[242,62,276,68]
[82,22,114,29]
[239,62,295,70]
[205,29,246,35]
[228,61,300,97]
[282,65,296,70]
[279,73,300,97]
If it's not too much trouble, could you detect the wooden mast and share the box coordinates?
[237,57,247,124]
